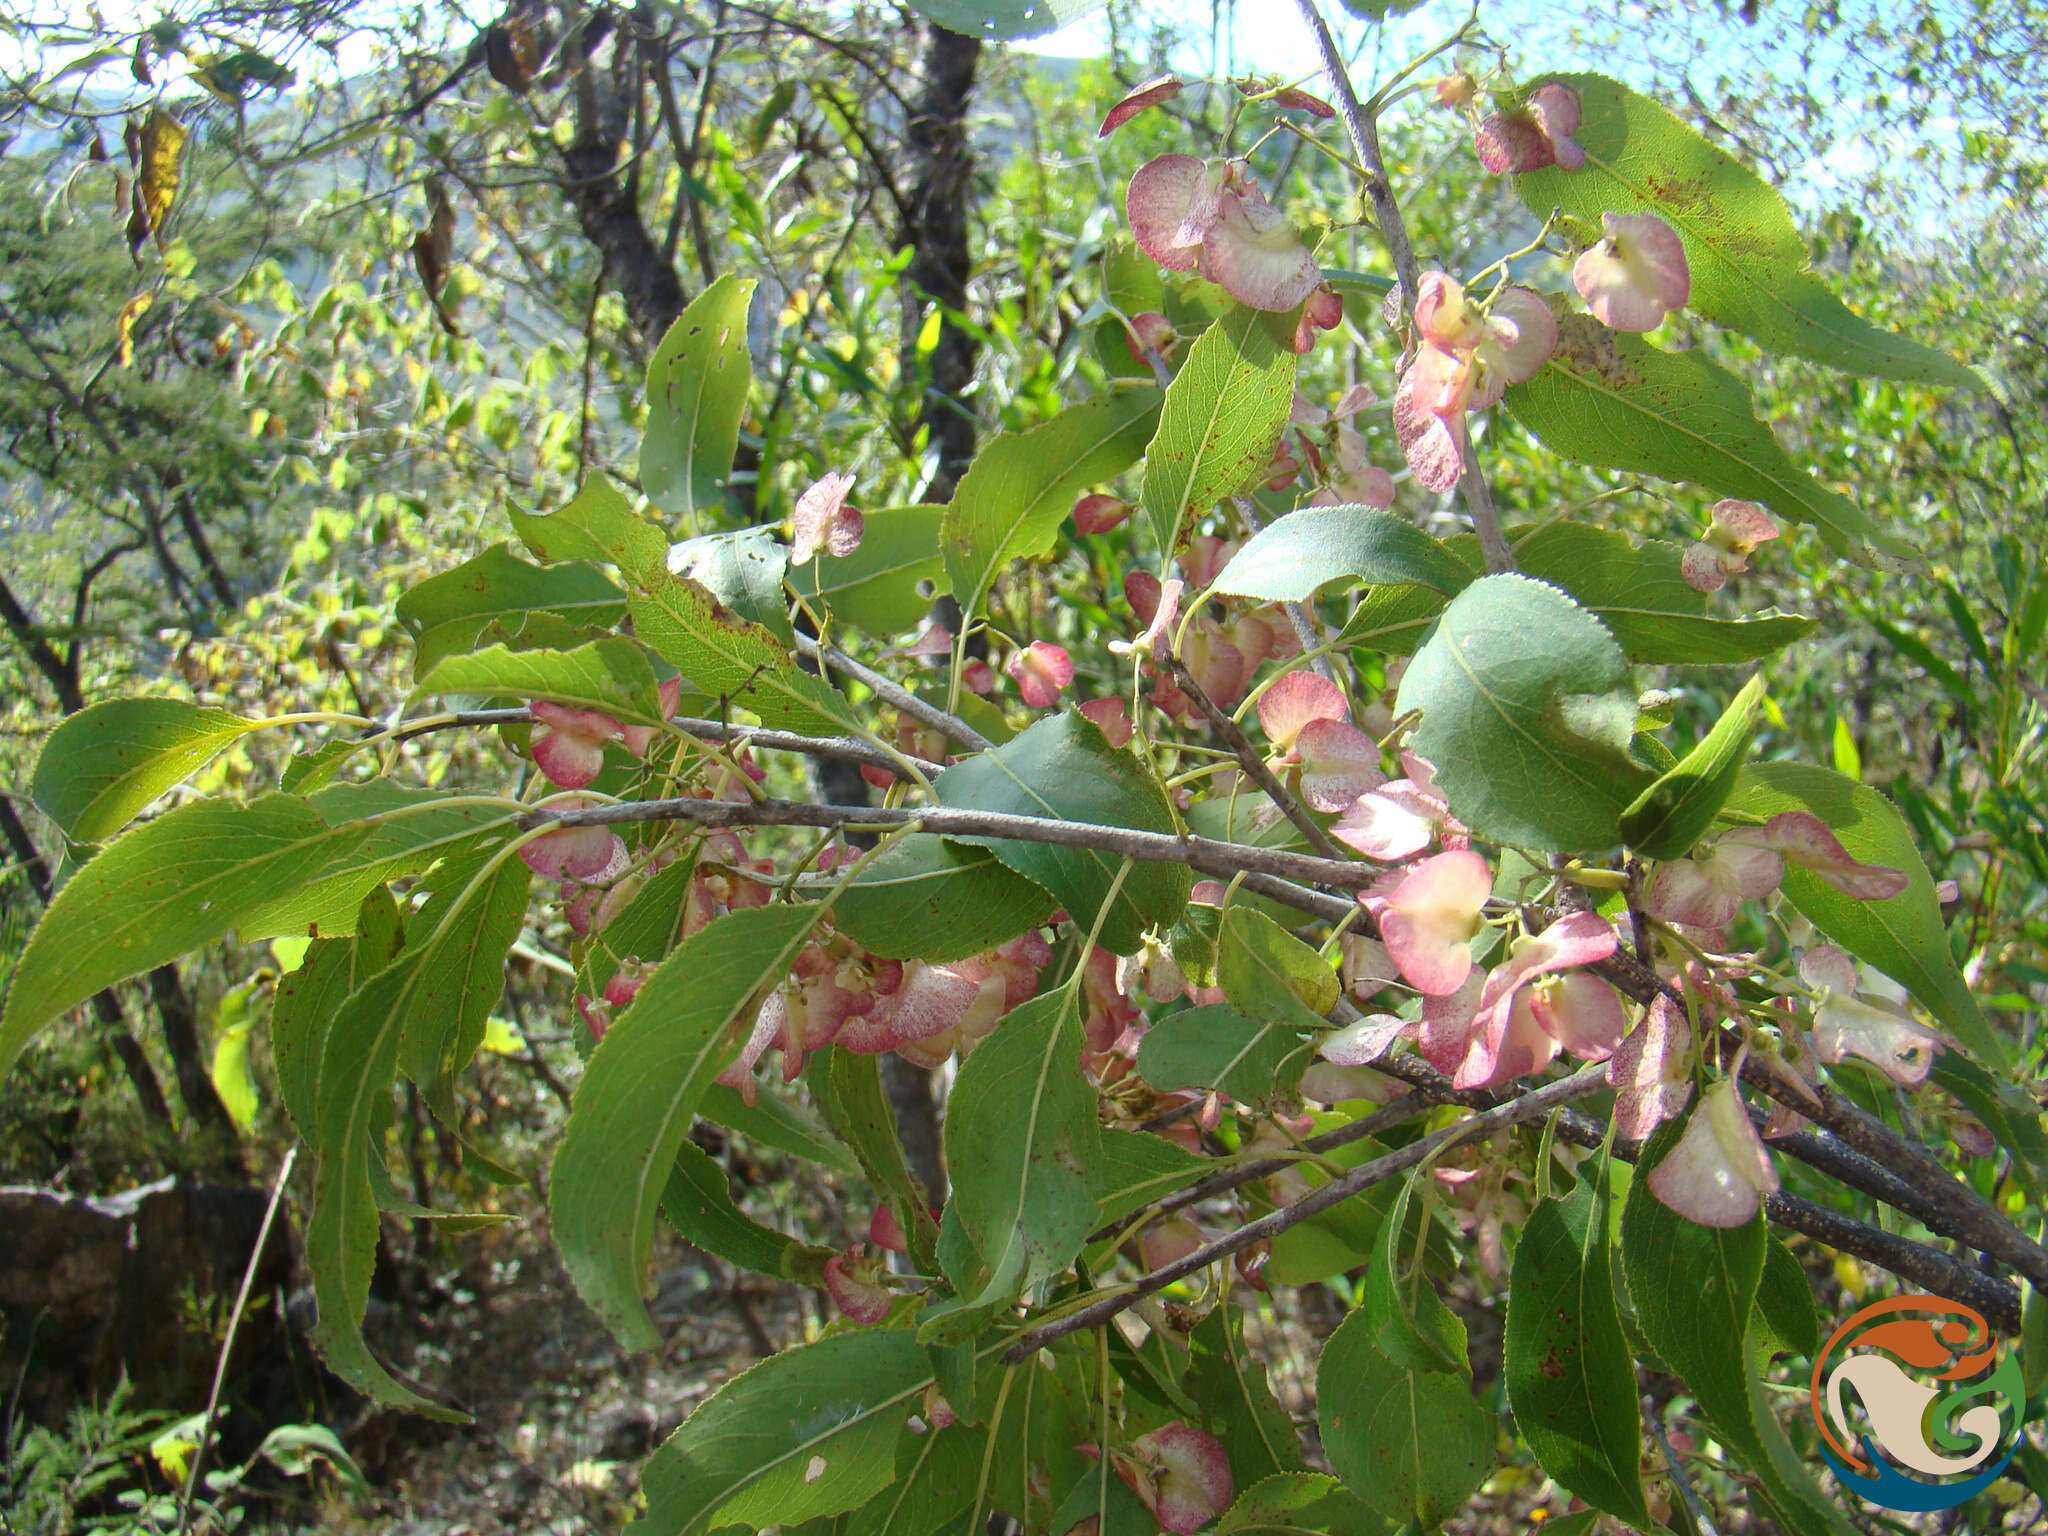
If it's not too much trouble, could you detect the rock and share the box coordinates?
[0,1177,294,1428]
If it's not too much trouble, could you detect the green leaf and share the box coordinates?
[1188,1308,1305,1484]
[307,847,529,1418]
[669,524,794,642]
[640,273,756,528]
[1622,673,1766,857]
[941,389,1161,621]
[1726,763,2004,1068]
[1931,1055,2048,1198]
[1516,74,1976,389]
[788,504,948,636]
[942,990,1103,1300]
[1506,315,1885,552]
[663,1137,806,1276]
[813,1048,941,1268]
[550,903,823,1351]
[394,847,531,1106]
[413,638,665,726]
[1095,1127,1209,1229]
[1317,1309,1493,1530]
[1754,1235,1820,1360]
[1,796,371,1081]
[1216,1473,1394,1536]
[1623,1119,1854,1536]
[208,980,261,1133]
[1504,1175,1652,1527]
[897,0,1106,42]
[1397,574,1652,853]
[271,886,401,1145]
[1209,505,1473,603]
[1515,523,1816,665]
[509,474,669,585]
[702,1080,859,1178]
[396,542,626,676]
[844,1420,990,1536]
[1140,305,1298,556]
[631,573,859,735]
[1339,527,1814,665]
[1364,1171,1467,1377]
[236,784,516,941]
[1049,1464,1160,1536]
[1136,1002,1308,1104]
[31,698,258,845]
[630,1329,931,1536]
[826,836,1054,963]
[933,712,1189,953]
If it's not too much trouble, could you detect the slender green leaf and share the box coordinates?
[1140,305,1298,555]
[1726,763,2003,1067]
[31,698,258,845]
[943,990,1103,1300]
[1505,1174,1652,1526]
[1398,574,1651,853]
[270,886,401,1145]
[941,389,1161,620]
[630,1329,931,1536]
[812,1047,942,1267]
[1365,1171,1467,1376]
[1216,1473,1394,1536]
[413,638,664,725]
[1516,73,1976,389]
[934,711,1189,953]
[395,848,530,1105]
[844,1420,990,1536]
[1754,1236,1820,1360]
[1622,673,1765,857]
[551,903,823,1350]
[1506,314,1885,552]
[640,274,756,527]
[663,1138,808,1276]
[1,796,370,1080]
[1188,1307,1305,1485]
[396,542,626,676]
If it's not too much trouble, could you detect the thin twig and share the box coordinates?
[525,794,1383,891]
[1003,1063,1611,1360]
[177,1147,297,1533]
[789,631,992,752]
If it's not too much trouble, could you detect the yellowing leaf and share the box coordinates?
[136,106,186,245]
[115,293,153,366]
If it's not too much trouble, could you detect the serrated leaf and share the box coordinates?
[1216,1473,1394,1536]
[630,1329,931,1536]
[1623,1118,1854,1536]
[827,835,1054,963]
[394,847,530,1105]
[413,638,665,727]
[631,573,858,735]
[551,903,823,1350]
[702,1080,858,1177]
[307,847,529,1418]
[1507,315,1884,553]
[897,0,1106,41]
[1753,1235,1819,1360]
[1,796,370,1081]
[943,990,1103,1299]
[663,1138,806,1276]
[396,543,626,677]
[1726,763,2003,1068]
[1505,1174,1652,1526]
[508,474,668,584]
[933,712,1189,953]
[1095,1127,1209,1229]
[1188,1308,1305,1484]
[1516,74,1975,389]
[1136,1002,1308,1104]
[941,390,1161,621]
[844,1419,989,1536]
[813,1048,942,1267]
[1209,505,1473,603]
[1622,673,1765,857]
[1931,1055,2048,1199]
[1317,1309,1493,1529]
[31,698,258,844]
[788,504,948,636]
[1364,1171,1467,1376]
[1398,574,1652,853]
[640,274,755,527]
[1140,306,1298,556]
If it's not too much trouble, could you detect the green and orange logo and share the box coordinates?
[1808,1294,2027,1513]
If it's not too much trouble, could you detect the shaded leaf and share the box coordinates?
[1317,1310,1492,1529]
[1364,1171,1467,1376]
[396,542,626,678]
[788,504,949,636]
[1188,1308,1305,1484]
[828,835,1054,963]
[1216,1473,1394,1536]
[663,1137,806,1277]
